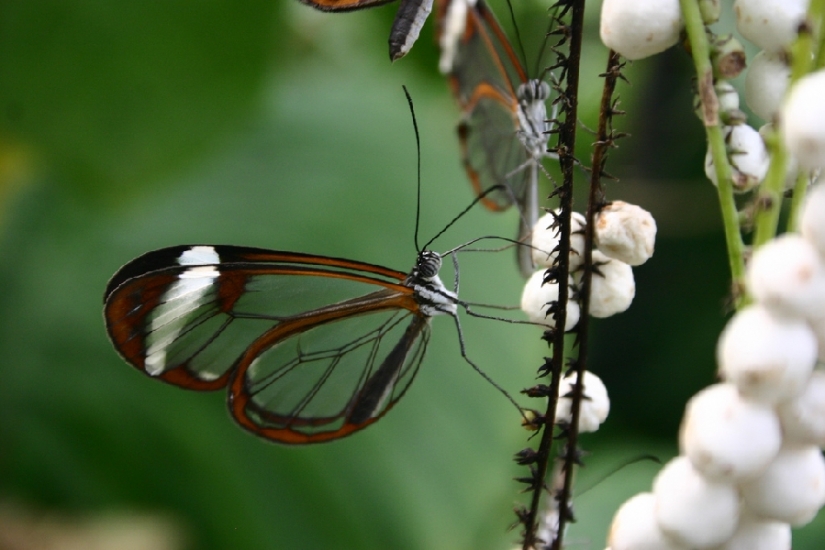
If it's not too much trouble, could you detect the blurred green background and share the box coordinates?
[0,1,822,549]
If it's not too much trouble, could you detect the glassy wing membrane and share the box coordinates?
[459,85,530,210]
[442,0,525,103]
[439,0,532,211]
[229,310,430,443]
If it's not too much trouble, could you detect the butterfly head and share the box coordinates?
[517,80,551,105]
[414,250,443,281]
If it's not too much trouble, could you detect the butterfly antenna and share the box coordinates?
[402,85,424,254]
[422,184,506,251]
[533,5,560,79]
[504,0,530,73]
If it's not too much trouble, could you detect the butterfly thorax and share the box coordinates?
[516,79,551,159]
[407,250,457,316]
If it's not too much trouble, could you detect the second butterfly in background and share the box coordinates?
[437,0,555,278]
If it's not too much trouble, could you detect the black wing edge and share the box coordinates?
[104,245,195,303]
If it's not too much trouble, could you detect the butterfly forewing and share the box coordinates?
[104,244,462,443]
[104,245,416,393]
[299,0,394,10]
[296,0,433,61]
[442,0,525,104]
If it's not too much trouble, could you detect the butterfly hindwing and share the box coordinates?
[229,308,430,443]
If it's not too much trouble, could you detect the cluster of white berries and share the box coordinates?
[519,202,656,433]
[702,0,802,194]
[734,0,825,187]
[733,0,808,121]
[607,183,825,549]
[601,0,822,190]
[737,0,822,186]
[521,201,655,328]
[596,1,825,549]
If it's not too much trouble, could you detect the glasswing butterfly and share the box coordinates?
[437,0,556,278]
[104,245,460,443]
[302,0,434,61]
[103,90,527,444]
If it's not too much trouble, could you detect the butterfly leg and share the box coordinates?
[449,312,525,416]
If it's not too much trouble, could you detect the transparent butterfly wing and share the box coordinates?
[440,0,543,211]
[441,0,526,104]
[229,309,431,443]
[459,86,533,211]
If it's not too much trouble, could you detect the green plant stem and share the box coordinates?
[754,4,825,240]
[680,0,747,305]
[787,1,825,229]
[788,171,810,230]
[752,127,788,247]
[811,0,825,68]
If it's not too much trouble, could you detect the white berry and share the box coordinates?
[581,250,635,318]
[734,0,809,53]
[776,369,825,446]
[746,233,825,320]
[781,69,825,170]
[679,383,781,482]
[714,513,791,550]
[740,444,825,526]
[717,304,816,404]
[531,210,587,270]
[745,50,790,121]
[594,201,657,266]
[652,456,740,548]
[608,493,687,550]
[716,81,741,113]
[555,370,610,432]
[520,270,580,331]
[600,0,682,60]
[704,124,769,191]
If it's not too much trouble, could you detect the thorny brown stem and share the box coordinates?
[516,11,628,547]
[517,1,584,549]
[554,48,627,549]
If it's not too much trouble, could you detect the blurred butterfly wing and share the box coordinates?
[104,245,413,393]
[439,0,532,211]
[298,0,396,12]
[458,85,533,212]
[439,0,547,277]
[439,0,526,100]
[298,0,432,61]
[229,308,430,443]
